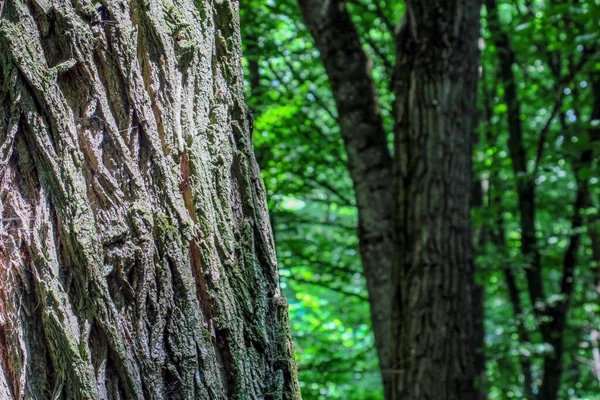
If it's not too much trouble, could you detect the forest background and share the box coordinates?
[239,0,600,399]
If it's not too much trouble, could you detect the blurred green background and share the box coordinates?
[239,1,600,398]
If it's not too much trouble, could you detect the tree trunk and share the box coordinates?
[298,0,481,399]
[392,1,481,398]
[0,1,300,399]
[296,1,395,397]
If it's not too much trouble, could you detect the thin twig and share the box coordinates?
[285,276,368,301]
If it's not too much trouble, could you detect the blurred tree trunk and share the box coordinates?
[299,0,481,398]
[296,1,395,396]
[392,2,481,398]
[0,1,300,399]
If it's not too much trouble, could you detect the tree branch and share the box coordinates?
[362,32,394,76]
[486,0,545,312]
[533,46,597,176]
[285,276,368,301]
[346,0,395,34]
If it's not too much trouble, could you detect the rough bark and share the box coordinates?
[0,0,300,399]
[296,1,395,397]
[392,1,481,398]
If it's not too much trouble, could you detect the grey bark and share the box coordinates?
[0,0,300,399]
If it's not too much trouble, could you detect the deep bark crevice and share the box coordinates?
[0,0,300,398]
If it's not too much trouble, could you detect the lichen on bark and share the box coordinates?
[0,0,300,398]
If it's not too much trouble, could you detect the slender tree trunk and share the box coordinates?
[392,1,481,398]
[296,2,395,397]
[0,1,300,399]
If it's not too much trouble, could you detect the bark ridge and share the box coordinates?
[0,0,300,399]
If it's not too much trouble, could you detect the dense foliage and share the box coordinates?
[240,0,600,398]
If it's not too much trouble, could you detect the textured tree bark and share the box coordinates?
[392,1,481,398]
[0,0,300,399]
